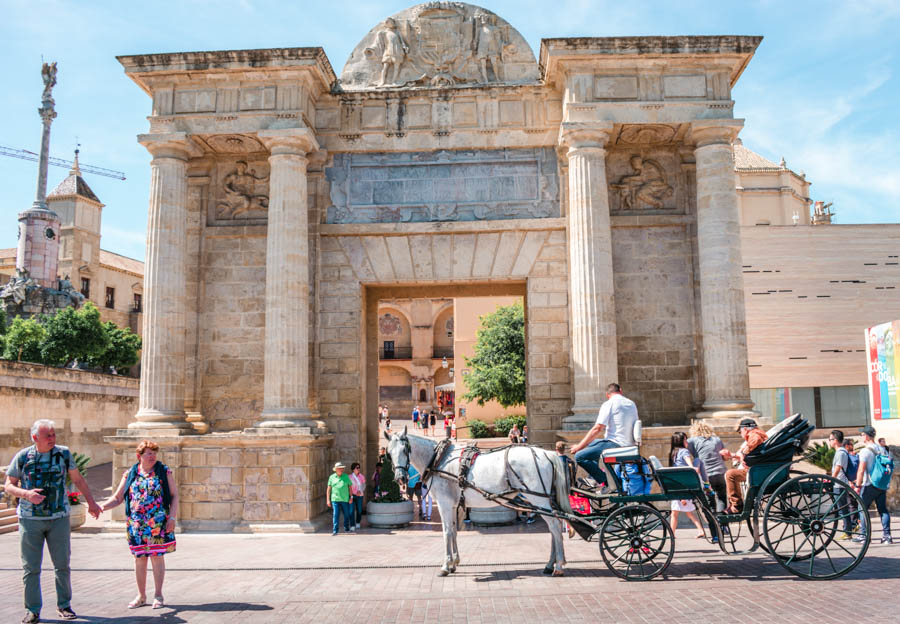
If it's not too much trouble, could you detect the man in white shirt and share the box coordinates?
[571,383,639,491]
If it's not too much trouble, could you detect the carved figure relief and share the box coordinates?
[610,156,674,211]
[617,124,676,146]
[216,161,269,220]
[379,313,403,336]
[339,3,539,90]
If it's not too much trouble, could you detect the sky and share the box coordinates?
[1,0,898,261]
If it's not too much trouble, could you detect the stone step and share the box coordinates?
[0,523,18,535]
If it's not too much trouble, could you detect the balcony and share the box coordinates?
[379,346,412,360]
[432,346,454,359]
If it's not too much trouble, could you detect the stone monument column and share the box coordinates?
[560,123,618,430]
[132,133,199,431]
[691,120,755,419]
[255,128,322,428]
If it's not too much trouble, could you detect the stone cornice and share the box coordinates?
[319,217,566,237]
[540,35,762,87]
[117,47,336,94]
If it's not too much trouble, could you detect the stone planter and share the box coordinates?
[69,502,86,530]
[366,500,414,528]
[469,505,517,526]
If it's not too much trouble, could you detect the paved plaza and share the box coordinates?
[1,512,899,624]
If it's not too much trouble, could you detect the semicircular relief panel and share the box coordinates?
[339,2,540,90]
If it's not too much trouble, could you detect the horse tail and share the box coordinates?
[550,452,572,515]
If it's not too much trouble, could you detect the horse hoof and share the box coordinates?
[449,566,457,573]
[542,566,554,576]
[438,569,449,577]
[552,569,564,577]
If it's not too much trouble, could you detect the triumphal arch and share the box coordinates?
[109,3,761,530]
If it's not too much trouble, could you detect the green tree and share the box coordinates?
[463,301,526,408]
[2,316,46,362]
[39,301,109,367]
[87,321,142,374]
[377,451,406,503]
[0,307,7,354]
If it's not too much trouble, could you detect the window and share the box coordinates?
[133,293,142,313]
[419,389,427,402]
[80,278,90,298]
[820,386,869,428]
[105,287,115,309]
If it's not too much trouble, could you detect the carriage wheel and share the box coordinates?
[763,474,870,580]
[599,504,674,581]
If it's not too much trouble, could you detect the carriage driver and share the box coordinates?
[570,383,639,494]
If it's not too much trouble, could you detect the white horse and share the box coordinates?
[384,428,572,577]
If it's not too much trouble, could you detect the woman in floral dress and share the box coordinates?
[101,440,178,610]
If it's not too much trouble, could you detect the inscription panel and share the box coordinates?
[326,148,559,223]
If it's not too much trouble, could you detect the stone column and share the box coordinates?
[560,123,618,430]
[691,120,755,419]
[255,128,323,428]
[132,133,200,432]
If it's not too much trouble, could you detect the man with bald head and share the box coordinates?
[5,419,101,623]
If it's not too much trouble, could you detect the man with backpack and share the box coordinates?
[853,425,894,544]
[829,430,858,539]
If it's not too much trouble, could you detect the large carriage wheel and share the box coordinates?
[599,504,674,581]
[763,474,870,580]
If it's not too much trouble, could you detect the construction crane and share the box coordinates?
[0,144,126,180]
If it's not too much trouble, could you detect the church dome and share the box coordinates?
[339,2,539,90]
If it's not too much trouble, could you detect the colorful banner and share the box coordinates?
[865,320,900,420]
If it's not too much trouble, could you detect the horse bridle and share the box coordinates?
[394,437,413,479]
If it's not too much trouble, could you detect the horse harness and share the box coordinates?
[421,440,562,514]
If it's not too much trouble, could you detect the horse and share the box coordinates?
[384,427,573,577]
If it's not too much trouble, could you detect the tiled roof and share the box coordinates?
[733,141,781,171]
[99,249,143,276]
[48,173,101,203]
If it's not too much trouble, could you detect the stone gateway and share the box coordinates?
[109,3,762,531]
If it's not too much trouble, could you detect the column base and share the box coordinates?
[185,411,209,434]
[562,405,602,431]
[250,409,328,435]
[692,399,767,428]
[130,408,194,434]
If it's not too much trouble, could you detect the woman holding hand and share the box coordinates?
[100,440,178,610]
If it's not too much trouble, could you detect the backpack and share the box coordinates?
[870,449,894,490]
[845,451,860,482]
[124,461,172,517]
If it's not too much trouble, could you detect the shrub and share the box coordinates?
[493,415,527,437]
[377,451,406,503]
[2,316,46,362]
[467,419,492,439]
[803,441,835,472]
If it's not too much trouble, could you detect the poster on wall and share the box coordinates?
[865,320,900,420]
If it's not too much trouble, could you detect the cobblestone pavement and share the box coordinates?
[2,512,899,624]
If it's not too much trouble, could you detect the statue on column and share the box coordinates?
[41,62,58,102]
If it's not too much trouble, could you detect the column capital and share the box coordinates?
[258,127,319,156]
[138,132,203,160]
[690,119,744,149]
[558,121,614,154]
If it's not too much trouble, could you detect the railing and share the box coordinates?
[432,347,454,359]
[379,347,412,360]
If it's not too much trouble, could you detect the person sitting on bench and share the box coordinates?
[722,418,768,513]
[570,383,639,493]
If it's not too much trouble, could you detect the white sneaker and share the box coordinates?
[355,523,361,529]
[349,526,355,532]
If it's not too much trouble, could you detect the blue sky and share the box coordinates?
[2,0,898,261]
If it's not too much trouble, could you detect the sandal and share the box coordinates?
[695,532,705,539]
[152,596,165,609]
[128,595,147,609]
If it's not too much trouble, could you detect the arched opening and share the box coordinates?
[419,388,427,402]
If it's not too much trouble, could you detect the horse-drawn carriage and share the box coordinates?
[385,413,871,580]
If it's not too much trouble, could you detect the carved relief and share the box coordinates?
[379,313,403,336]
[214,160,270,221]
[204,134,266,154]
[339,4,539,90]
[610,155,674,212]
[617,124,676,146]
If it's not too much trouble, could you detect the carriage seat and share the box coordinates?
[600,446,641,464]
[654,466,703,496]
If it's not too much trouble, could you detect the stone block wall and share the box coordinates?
[0,360,138,465]
[612,218,700,424]
[107,431,333,531]
[198,225,267,431]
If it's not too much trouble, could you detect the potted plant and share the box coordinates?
[66,452,91,530]
[365,453,414,528]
